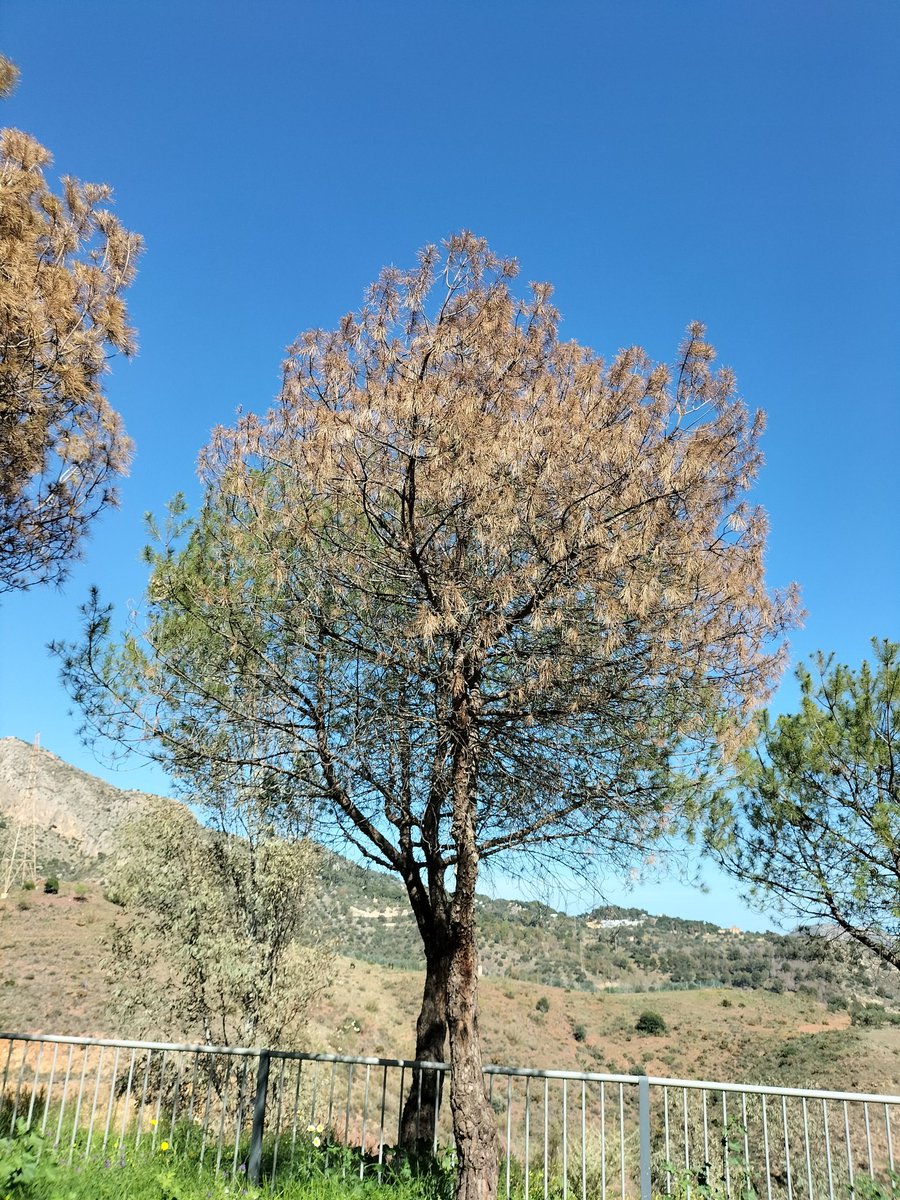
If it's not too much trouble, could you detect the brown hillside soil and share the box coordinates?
[2,885,899,1097]
[0,886,111,1035]
[797,1017,850,1033]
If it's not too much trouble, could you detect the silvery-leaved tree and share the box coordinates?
[107,809,329,1050]
[58,234,798,1200]
[0,56,141,594]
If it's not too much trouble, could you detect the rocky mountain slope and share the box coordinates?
[0,737,165,881]
[314,847,900,1006]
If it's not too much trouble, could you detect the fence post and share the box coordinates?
[248,1050,270,1186]
[639,1075,651,1200]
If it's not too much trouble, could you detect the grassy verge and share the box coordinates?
[31,1159,452,1200]
[0,1117,457,1200]
[6,1112,900,1199]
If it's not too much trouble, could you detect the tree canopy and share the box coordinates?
[59,233,798,1200]
[0,56,141,593]
[710,639,900,967]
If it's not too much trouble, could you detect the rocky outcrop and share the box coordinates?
[0,737,167,870]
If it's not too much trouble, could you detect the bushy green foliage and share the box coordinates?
[22,1155,456,1200]
[42,877,58,895]
[713,639,900,972]
[9,1125,457,1200]
[0,1120,60,1197]
[850,1173,900,1199]
[535,996,549,1013]
[635,1010,667,1035]
[661,1167,758,1199]
[849,1001,900,1028]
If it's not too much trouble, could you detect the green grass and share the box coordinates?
[5,1090,899,1200]
[29,1158,453,1199]
[0,1116,457,1200]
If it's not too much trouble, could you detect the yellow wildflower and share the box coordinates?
[312,1136,321,1148]
[159,1141,170,1152]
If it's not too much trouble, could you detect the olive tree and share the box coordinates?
[74,563,330,1047]
[106,799,328,1050]
[58,234,797,1200]
[0,56,141,593]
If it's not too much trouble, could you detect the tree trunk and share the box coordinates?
[400,940,450,1152]
[446,862,499,1200]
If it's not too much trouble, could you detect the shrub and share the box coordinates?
[21,880,35,891]
[851,1002,888,1028]
[572,1022,587,1042]
[0,1120,60,1196]
[635,1009,667,1035]
[535,996,550,1013]
[16,899,30,912]
[43,877,59,895]
[73,883,88,902]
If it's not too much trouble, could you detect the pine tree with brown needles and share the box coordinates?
[0,56,142,593]
[58,233,799,1200]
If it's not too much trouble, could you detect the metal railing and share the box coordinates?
[2,1031,898,1198]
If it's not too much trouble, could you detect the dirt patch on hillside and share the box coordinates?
[797,1015,850,1033]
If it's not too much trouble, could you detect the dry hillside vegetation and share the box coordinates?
[3,737,900,1096]
[3,883,900,1097]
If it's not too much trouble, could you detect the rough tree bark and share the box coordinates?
[400,909,451,1151]
[446,672,500,1200]
[447,831,499,1200]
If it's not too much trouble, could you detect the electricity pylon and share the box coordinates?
[0,733,39,899]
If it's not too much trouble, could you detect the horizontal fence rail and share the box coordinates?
[2,1031,899,1198]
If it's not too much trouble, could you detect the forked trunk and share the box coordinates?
[400,941,450,1152]
[447,875,499,1200]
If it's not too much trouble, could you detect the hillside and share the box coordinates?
[3,883,900,1096]
[4,734,891,1005]
[0,737,169,882]
[3,736,900,1095]
[314,849,900,1007]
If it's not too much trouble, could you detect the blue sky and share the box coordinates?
[1,1,898,930]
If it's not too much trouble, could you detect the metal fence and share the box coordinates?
[2,1031,899,1198]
